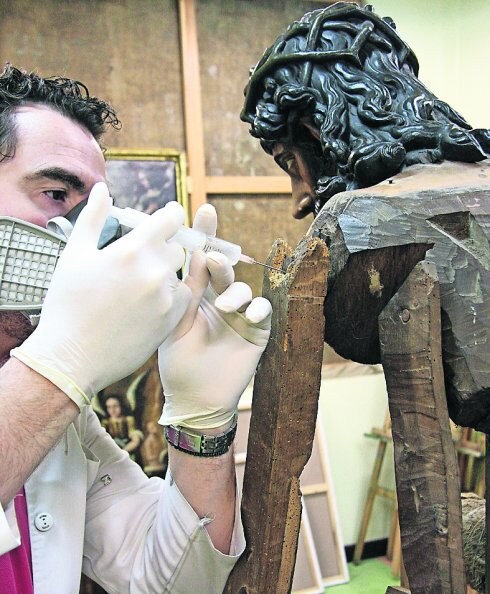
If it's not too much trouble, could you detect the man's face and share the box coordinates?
[0,104,106,352]
[0,104,106,226]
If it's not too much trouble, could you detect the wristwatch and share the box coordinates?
[164,416,237,457]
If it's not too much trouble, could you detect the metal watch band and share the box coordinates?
[164,416,237,457]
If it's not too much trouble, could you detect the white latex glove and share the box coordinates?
[158,204,272,430]
[11,182,192,409]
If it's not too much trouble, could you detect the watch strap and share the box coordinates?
[164,416,237,457]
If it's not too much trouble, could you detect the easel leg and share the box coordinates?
[379,261,465,594]
[353,439,388,564]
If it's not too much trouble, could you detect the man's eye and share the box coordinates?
[44,190,67,202]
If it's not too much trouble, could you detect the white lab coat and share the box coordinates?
[0,407,244,594]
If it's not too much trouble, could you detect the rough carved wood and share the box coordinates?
[379,261,465,594]
[312,161,490,433]
[224,236,328,594]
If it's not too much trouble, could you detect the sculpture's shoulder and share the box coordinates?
[312,160,490,236]
[362,160,490,197]
[309,160,490,431]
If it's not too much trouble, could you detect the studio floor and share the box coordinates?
[326,557,400,593]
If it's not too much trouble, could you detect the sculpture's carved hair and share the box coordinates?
[241,3,490,212]
[0,63,120,161]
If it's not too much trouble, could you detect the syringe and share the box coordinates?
[109,205,283,272]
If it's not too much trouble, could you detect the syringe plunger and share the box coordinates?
[110,205,243,264]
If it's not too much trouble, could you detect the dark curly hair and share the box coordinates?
[241,3,490,214]
[0,63,120,161]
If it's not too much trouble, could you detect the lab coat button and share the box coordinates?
[34,512,54,532]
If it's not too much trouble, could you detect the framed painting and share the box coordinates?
[104,148,189,224]
[91,149,189,480]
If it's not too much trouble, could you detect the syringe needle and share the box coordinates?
[253,260,285,273]
[240,254,284,273]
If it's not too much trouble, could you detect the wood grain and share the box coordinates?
[224,236,328,594]
[380,261,465,594]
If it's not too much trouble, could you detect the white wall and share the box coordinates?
[319,368,395,546]
[373,0,490,127]
[317,0,490,547]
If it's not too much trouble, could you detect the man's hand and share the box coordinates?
[158,204,272,430]
[12,182,192,407]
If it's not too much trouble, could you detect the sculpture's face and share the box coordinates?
[271,120,330,219]
[272,141,316,219]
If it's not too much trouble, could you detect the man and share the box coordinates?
[0,63,272,593]
[240,2,490,432]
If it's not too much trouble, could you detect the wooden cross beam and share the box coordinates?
[379,261,466,594]
[224,236,329,594]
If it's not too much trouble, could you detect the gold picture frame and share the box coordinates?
[105,148,190,224]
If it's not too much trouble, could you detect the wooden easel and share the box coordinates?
[454,428,485,497]
[352,411,402,578]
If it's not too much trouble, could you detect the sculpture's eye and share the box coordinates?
[284,156,295,172]
[276,152,298,177]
